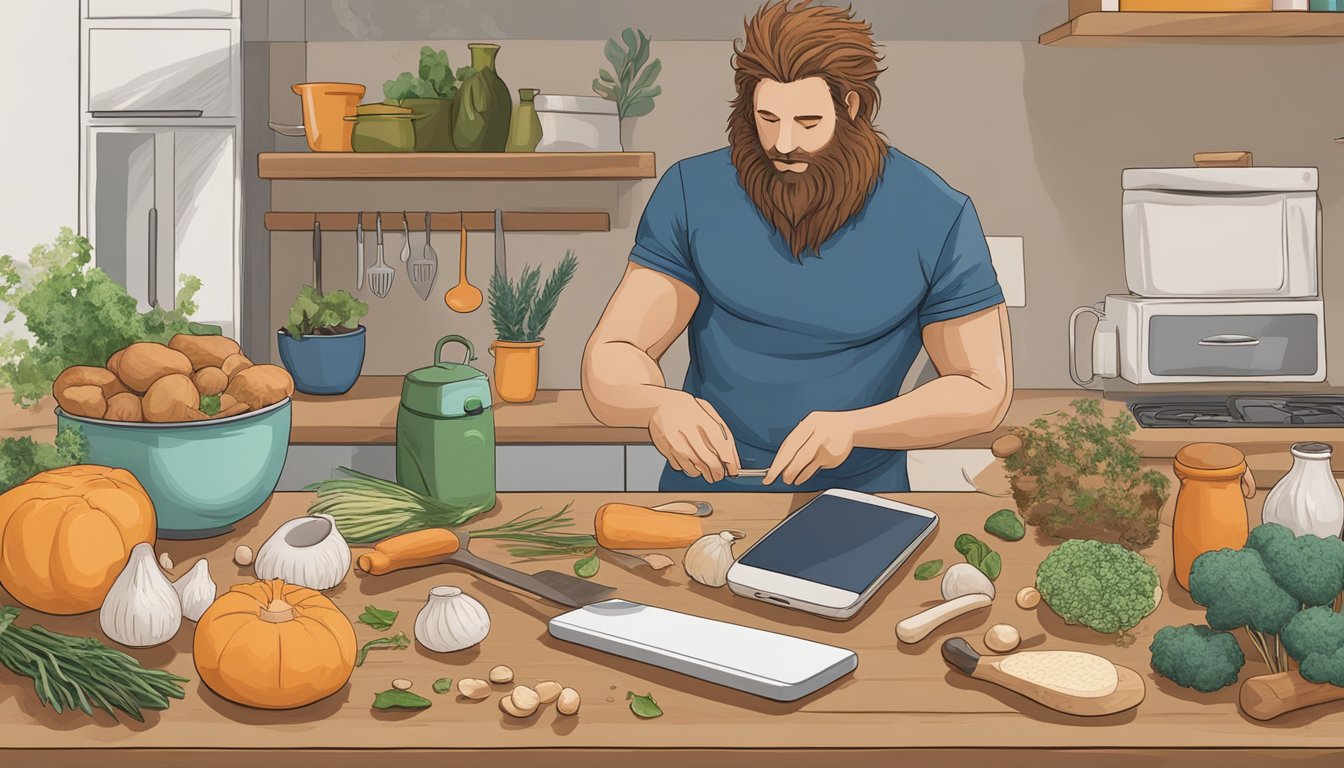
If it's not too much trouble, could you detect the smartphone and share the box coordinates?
[726,488,939,620]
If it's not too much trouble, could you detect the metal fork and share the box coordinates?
[366,212,395,299]
[407,211,438,301]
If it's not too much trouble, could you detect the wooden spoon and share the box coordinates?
[444,213,483,312]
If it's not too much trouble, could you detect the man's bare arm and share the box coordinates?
[845,304,1013,450]
[581,263,699,427]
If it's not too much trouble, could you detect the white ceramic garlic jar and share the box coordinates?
[1261,442,1344,538]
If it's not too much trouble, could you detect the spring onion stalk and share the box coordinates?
[0,606,188,721]
[307,469,597,556]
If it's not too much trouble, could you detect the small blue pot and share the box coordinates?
[277,325,366,395]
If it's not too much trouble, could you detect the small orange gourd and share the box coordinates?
[0,465,156,615]
[194,579,356,710]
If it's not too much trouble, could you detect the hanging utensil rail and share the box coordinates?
[265,211,609,232]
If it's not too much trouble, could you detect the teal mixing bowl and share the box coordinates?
[56,399,292,540]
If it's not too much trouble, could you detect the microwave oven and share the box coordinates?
[1070,295,1325,386]
[1123,167,1318,298]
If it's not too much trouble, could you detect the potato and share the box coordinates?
[53,365,127,400]
[224,364,294,410]
[216,403,251,419]
[106,349,124,377]
[169,333,240,370]
[192,366,229,397]
[118,342,193,393]
[104,392,144,422]
[58,385,107,419]
[143,373,208,423]
[221,353,253,380]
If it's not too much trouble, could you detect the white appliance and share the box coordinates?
[1072,163,1326,390]
[1071,296,1325,386]
[1123,167,1318,298]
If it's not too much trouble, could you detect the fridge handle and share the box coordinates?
[148,207,159,308]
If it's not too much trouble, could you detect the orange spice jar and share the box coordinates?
[1172,443,1254,591]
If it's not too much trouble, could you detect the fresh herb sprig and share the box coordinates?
[0,606,188,721]
[306,467,490,544]
[356,631,410,667]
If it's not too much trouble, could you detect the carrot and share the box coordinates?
[358,528,462,575]
[594,503,705,550]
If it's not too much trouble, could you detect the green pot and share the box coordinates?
[505,88,542,152]
[453,43,512,152]
[345,113,417,152]
[401,97,456,151]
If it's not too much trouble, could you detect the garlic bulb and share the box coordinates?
[254,514,351,591]
[684,530,744,587]
[414,585,490,652]
[100,543,182,647]
[171,558,217,622]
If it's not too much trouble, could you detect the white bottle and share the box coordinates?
[1261,442,1344,539]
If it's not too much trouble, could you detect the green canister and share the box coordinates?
[396,335,496,514]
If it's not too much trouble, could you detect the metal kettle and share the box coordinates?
[395,335,497,514]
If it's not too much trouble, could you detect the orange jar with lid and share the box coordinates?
[1172,443,1254,591]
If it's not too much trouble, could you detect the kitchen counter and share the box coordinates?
[3,490,1341,767]
[2,383,1338,482]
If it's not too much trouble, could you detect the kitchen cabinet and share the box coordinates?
[85,23,238,118]
[85,0,235,18]
[86,125,238,335]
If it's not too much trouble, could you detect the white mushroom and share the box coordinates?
[896,563,996,644]
[941,562,995,601]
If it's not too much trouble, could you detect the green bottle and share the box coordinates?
[505,88,543,152]
[453,43,512,152]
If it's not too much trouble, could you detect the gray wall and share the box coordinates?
[263,2,1344,389]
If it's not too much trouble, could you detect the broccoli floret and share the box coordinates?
[1282,606,1344,686]
[1188,547,1299,636]
[1036,539,1160,639]
[1150,624,1245,692]
[1246,524,1344,608]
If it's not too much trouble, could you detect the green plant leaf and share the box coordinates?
[604,38,626,72]
[358,605,399,631]
[627,690,663,719]
[372,689,432,710]
[954,533,994,571]
[621,27,639,58]
[984,509,1025,542]
[914,559,943,580]
[623,95,657,118]
[432,678,453,694]
[631,57,662,95]
[574,552,600,579]
[597,68,618,85]
[978,551,1002,581]
[525,251,578,342]
[355,631,410,667]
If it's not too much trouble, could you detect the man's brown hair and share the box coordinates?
[728,0,888,259]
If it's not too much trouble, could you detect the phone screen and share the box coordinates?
[735,495,936,594]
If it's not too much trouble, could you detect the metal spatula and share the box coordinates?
[408,211,438,301]
[358,528,617,608]
[366,211,394,298]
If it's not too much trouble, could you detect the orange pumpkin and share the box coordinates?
[194,579,356,710]
[0,465,156,615]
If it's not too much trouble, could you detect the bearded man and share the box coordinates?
[582,0,1013,493]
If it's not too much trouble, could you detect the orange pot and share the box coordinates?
[489,339,542,403]
[1172,442,1254,591]
[292,82,365,151]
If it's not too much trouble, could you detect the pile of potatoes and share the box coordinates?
[53,335,295,423]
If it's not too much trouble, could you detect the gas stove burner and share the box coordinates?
[1129,396,1344,428]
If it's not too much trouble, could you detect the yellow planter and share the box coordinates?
[489,339,543,403]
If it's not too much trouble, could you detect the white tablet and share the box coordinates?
[726,488,939,620]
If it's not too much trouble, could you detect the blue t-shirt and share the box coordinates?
[629,146,1005,493]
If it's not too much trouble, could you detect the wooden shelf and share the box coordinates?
[1040,11,1344,45]
[265,211,609,232]
[257,151,656,180]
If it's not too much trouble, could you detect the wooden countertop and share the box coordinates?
[2,490,1340,766]
[4,382,1340,474]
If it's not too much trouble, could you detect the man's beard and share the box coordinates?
[730,111,887,260]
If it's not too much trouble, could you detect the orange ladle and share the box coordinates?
[444,212,483,313]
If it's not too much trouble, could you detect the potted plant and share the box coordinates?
[487,251,578,403]
[592,27,661,150]
[383,46,473,152]
[276,286,369,395]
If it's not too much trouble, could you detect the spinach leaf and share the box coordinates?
[574,552,600,579]
[626,690,663,719]
[358,605,399,631]
[372,689,432,710]
[913,559,943,581]
[432,678,453,694]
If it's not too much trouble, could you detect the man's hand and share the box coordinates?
[649,393,742,483]
[764,411,857,486]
